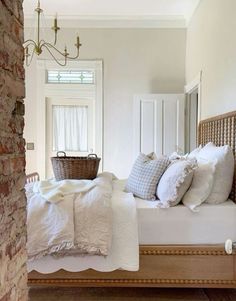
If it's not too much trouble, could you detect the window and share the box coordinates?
[52,105,88,152]
[47,70,95,84]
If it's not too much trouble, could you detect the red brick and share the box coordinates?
[0,0,27,299]
[0,292,11,301]
[10,157,25,173]
[0,182,10,196]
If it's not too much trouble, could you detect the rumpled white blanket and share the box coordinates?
[33,178,96,204]
[26,172,113,260]
[27,181,139,272]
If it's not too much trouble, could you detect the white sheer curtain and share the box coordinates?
[53,105,88,152]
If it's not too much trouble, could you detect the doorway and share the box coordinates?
[185,72,202,153]
[34,60,103,180]
[185,88,199,153]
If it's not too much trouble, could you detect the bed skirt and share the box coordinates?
[28,244,236,288]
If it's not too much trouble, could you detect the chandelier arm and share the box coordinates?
[53,30,58,46]
[42,44,67,66]
[26,48,36,67]
[43,42,69,57]
[43,42,80,59]
[24,39,37,47]
[66,47,80,60]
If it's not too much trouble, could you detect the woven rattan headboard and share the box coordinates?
[198,110,236,203]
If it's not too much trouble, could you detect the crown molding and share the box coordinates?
[185,0,201,26]
[24,15,186,29]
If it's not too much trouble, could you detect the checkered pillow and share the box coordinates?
[125,153,170,200]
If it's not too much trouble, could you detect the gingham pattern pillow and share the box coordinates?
[125,153,170,200]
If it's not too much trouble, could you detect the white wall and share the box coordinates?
[186,0,236,120]
[25,28,186,178]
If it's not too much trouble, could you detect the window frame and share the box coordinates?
[47,70,95,84]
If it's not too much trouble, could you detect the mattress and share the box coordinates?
[136,198,236,244]
[114,180,236,245]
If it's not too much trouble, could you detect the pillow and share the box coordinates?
[188,145,202,159]
[182,158,216,211]
[197,142,234,204]
[156,159,197,207]
[125,153,170,200]
[169,146,202,161]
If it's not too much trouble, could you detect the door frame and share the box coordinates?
[36,59,103,179]
[185,71,202,151]
[185,71,202,122]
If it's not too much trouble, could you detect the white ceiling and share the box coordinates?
[23,0,200,27]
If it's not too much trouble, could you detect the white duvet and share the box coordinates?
[27,174,139,273]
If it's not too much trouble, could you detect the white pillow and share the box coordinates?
[182,159,216,211]
[188,145,202,159]
[197,142,234,204]
[169,146,202,161]
[156,159,197,208]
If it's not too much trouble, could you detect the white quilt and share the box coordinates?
[32,178,96,204]
[27,175,139,272]
[27,173,113,260]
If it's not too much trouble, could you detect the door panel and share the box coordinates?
[141,101,155,154]
[134,94,185,159]
[163,99,177,155]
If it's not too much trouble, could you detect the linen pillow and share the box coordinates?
[197,142,234,204]
[125,153,170,200]
[188,145,202,159]
[156,159,197,208]
[182,158,216,211]
[169,146,202,161]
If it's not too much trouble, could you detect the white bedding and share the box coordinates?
[137,198,236,244]
[28,179,236,274]
[26,173,113,260]
[114,180,236,244]
[27,186,139,273]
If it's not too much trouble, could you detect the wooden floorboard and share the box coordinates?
[204,289,236,301]
[28,287,236,301]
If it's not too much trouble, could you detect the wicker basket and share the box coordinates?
[51,151,101,181]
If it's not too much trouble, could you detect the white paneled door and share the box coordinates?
[133,94,185,159]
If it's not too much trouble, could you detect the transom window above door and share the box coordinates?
[47,70,95,84]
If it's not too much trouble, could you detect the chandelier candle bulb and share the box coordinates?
[54,13,58,28]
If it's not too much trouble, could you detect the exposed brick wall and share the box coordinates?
[0,0,27,300]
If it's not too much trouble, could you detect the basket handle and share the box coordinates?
[57,151,66,157]
[88,153,97,159]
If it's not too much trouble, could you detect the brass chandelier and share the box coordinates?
[24,1,82,66]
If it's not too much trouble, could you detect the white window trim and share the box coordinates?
[36,59,103,179]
